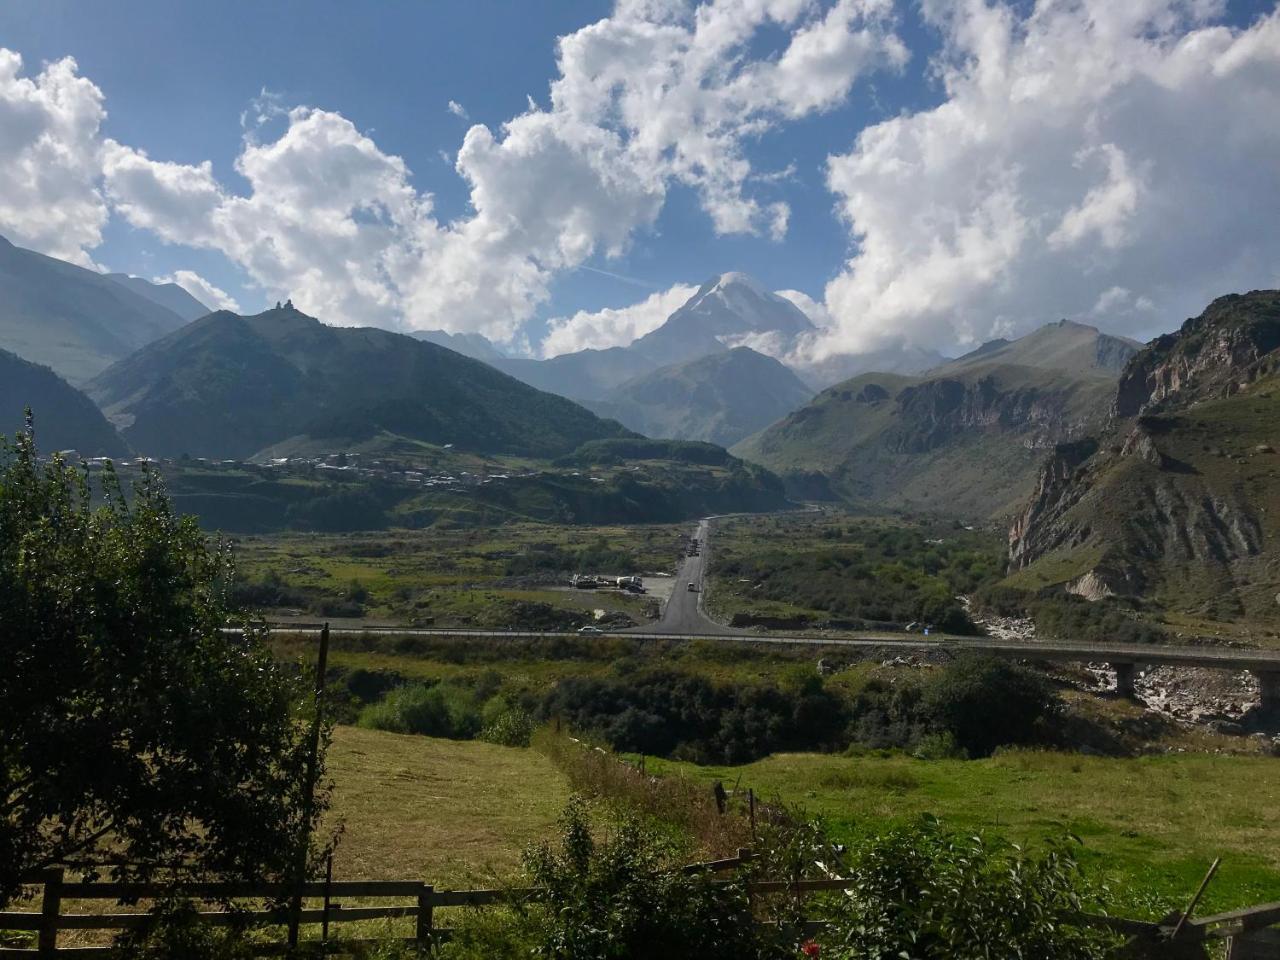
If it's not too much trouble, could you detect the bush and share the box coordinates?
[358,682,483,739]
[110,900,254,960]
[542,671,848,764]
[481,707,536,747]
[921,655,1056,757]
[712,526,1004,633]
[521,797,776,960]
[819,817,1113,959]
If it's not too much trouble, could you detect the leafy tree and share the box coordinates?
[921,654,1055,757]
[0,420,328,908]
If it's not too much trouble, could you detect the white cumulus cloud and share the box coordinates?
[0,1,903,342]
[0,50,108,266]
[157,270,240,312]
[540,282,698,356]
[816,0,1280,358]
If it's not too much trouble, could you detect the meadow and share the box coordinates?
[232,521,687,625]
[648,745,1280,915]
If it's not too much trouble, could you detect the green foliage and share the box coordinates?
[818,817,1114,960]
[543,671,849,764]
[976,586,1168,645]
[0,423,327,908]
[357,682,484,739]
[714,525,1003,632]
[521,797,771,960]
[565,438,734,467]
[543,655,1060,762]
[921,655,1056,757]
[109,900,254,960]
[481,706,536,748]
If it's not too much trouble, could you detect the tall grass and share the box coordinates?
[534,729,754,859]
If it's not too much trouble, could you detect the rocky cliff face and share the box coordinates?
[1007,438,1099,568]
[1008,291,1280,624]
[890,375,1094,455]
[1114,291,1280,416]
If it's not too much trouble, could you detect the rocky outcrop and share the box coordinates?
[1009,290,1280,610]
[1115,291,1280,416]
[1008,438,1099,568]
[890,376,1089,454]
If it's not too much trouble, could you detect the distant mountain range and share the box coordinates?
[0,235,207,384]
[733,320,1143,518]
[440,273,939,446]
[410,328,508,364]
[1008,291,1280,629]
[1,348,126,456]
[105,273,211,324]
[587,347,815,448]
[87,303,634,461]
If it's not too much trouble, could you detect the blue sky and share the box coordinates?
[1,0,1277,359]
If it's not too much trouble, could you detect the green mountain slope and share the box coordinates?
[733,321,1131,519]
[1007,291,1280,631]
[588,347,814,447]
[87,303,635,460]
[932,319,1141,378]
[0,235,190,383]
[1,349,127,456]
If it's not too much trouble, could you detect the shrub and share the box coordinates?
[358,682,482,739]
[481,707,536,747]
[110,900,254,960]
[921,655,1056,757]
[542,671,848,764]
[521,797,775,960]
[819,817,1114,959]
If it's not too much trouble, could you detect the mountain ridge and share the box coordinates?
[1007,290,1280,627]
[1,348,128,456]
[586,346,815,448]
[733,319,1138,518]
[0,235,192,383]
[88,304,636,460]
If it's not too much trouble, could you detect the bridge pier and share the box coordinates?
[1254,671,1280,713]
[1113,661,1137,699]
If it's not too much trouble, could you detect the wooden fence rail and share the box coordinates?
[3,859,1277,958]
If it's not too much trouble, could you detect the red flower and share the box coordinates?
[800,940,821,958]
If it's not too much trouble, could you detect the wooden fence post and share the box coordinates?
[321,853,333,942]
[416,884,435,945]
[289,621,332,948]
[37,868,64,958]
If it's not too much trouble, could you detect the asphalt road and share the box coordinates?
[656,518,725,634]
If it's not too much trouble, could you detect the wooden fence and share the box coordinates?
[3,858,1280,957]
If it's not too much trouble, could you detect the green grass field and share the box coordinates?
[233,521,686,624]
[649,747,1280,914]
[325,725,571,886]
